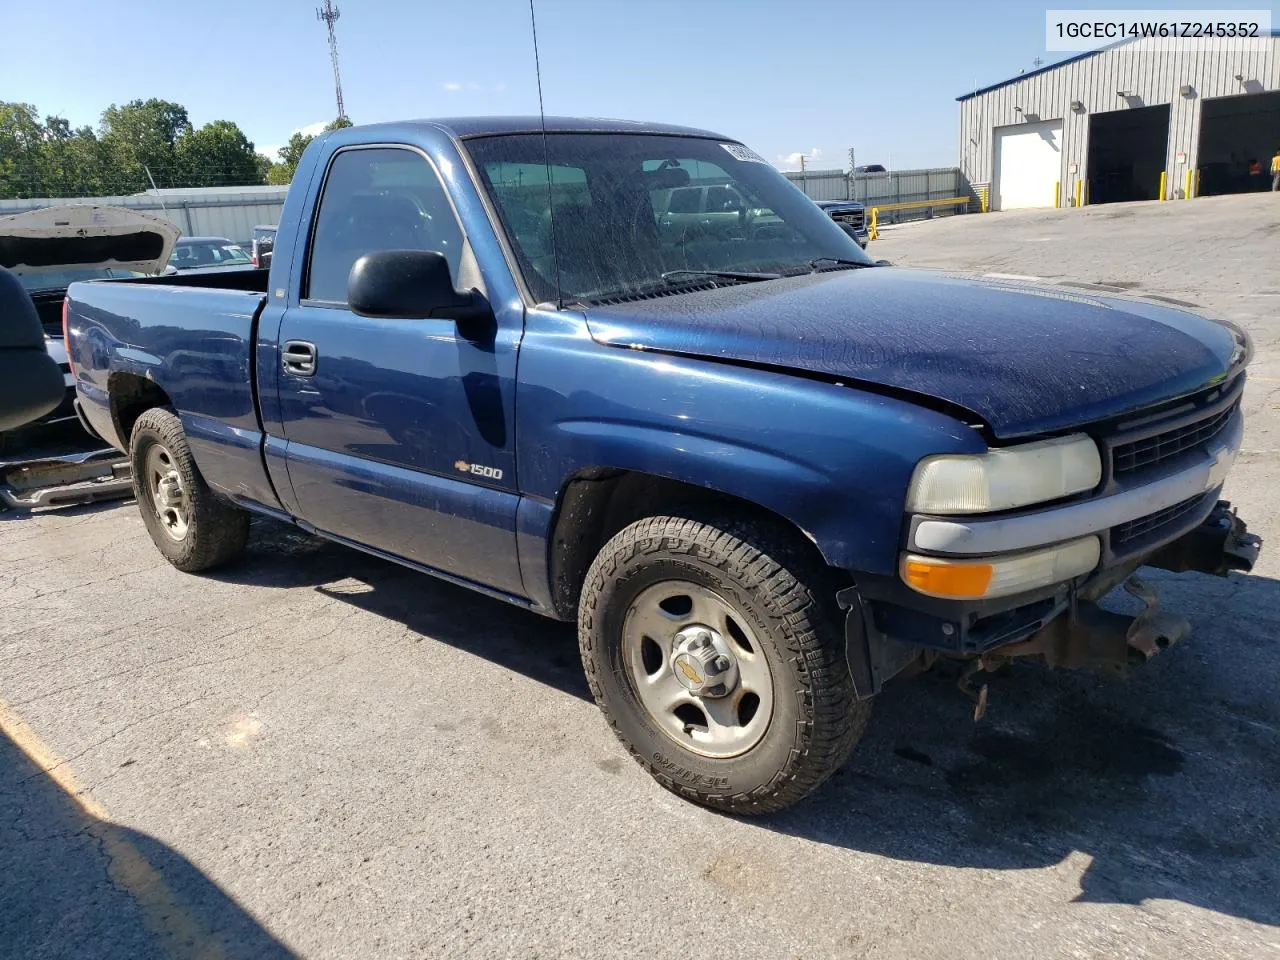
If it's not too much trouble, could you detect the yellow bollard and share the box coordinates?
[1054,181,1060,208]
[980,186,988,213]
[1184,168,1192,200]
[869,208,879,241]
[1159,170,1167,201]
[1075,179,1083,208]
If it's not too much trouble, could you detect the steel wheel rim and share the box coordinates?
[622,580,774,759]
[146,443,190,541]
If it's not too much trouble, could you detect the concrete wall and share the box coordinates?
[959,36,1280,202]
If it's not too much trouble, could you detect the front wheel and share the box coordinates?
[579,514,869,814]
[130,407,249,572]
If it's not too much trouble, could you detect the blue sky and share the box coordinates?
[3,0,1113,171]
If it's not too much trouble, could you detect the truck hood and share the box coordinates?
[583,267,1242,439]
[0,205,180,284]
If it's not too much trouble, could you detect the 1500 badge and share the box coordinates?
[454,460,503,480]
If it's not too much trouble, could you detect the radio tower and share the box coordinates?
[316,0,346,121]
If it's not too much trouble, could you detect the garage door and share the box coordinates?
[994,120,1063,211]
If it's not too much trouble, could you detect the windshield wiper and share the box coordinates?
[806,257,876,272]
[660,269,781,284]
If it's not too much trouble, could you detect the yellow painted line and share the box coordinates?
[0,698,226,960]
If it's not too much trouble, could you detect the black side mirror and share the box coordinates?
[838,222,861,241]
[347,250,487,322]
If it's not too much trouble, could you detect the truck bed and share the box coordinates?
[66,269,275,506]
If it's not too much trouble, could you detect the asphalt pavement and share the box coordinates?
[3,192,1279,959]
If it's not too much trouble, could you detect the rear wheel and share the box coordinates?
[130,407,249,572]
[579,513,869,814]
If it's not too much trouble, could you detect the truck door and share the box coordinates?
[275,145,525,597]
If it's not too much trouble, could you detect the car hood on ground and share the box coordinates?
[582,267,1242,439]
[0,205,180,283]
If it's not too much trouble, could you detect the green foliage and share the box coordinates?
[267,116,353,185]
[0,99,348,199]
[177,119,263,188]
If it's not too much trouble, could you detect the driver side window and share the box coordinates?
[305,147,464,304]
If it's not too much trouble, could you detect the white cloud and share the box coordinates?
[775,147,823,172]
[443,80,507,94]
[255,121,329,160]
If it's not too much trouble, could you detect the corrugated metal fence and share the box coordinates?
[779,168,851,201]
[0,188,288,244]
[784,167,976,222]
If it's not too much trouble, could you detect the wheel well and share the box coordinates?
[109,373,172,447]
[547,469,832,620]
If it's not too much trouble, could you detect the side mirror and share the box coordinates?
[838,222,861,241]
[347,249,487,322]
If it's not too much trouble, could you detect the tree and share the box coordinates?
[254,153,274,184]
[268,116,354,185]
[99,98,192,192]
[0,97,308,198]
[176,119,263,188]
[39,116,107,197]
[0,103,45,198]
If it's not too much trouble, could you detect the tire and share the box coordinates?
[579,513,870,814]
[129,407,249,572]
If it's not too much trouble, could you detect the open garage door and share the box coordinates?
[1087,105,1170,204]
[993,120,1063,210]
[1197,90,1280,196]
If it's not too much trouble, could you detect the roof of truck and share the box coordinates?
[358,116,734,141]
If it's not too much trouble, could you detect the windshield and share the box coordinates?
[169,241,253,269]
[15,266,147,292]
[465,133,874,304]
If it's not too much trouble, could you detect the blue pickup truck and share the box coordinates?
[65,117,1260,814]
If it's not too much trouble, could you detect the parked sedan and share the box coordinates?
[168,237,254,271]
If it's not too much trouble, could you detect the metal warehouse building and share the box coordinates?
[959,33,1280,210]
[0,185,287,244]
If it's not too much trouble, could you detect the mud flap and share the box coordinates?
[836,585,924,701]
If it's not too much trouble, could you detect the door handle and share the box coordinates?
[282,340,317,377]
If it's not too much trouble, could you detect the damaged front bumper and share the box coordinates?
[839,499,1262,701]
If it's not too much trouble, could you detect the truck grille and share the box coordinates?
[830,210,865,230]
[1112,402,1236,476]
[1111,495,1204,546]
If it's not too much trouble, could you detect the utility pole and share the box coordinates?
[317,0,346,121]
[798,154,808,173]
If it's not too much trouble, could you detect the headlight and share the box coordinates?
[902,536,1100,599]
[906,433,1101,515]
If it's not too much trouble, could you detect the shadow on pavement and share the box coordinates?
[212,518,590,702]
[0,724,295,960]
[213,517,1280,926]
[766,570,1280,928]
[0,497,133,523]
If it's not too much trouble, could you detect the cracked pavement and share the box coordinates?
[2,193,1280,959]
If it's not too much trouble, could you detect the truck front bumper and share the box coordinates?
[838,499,1261,700]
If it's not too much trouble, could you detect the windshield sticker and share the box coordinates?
[720,143,767,164]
